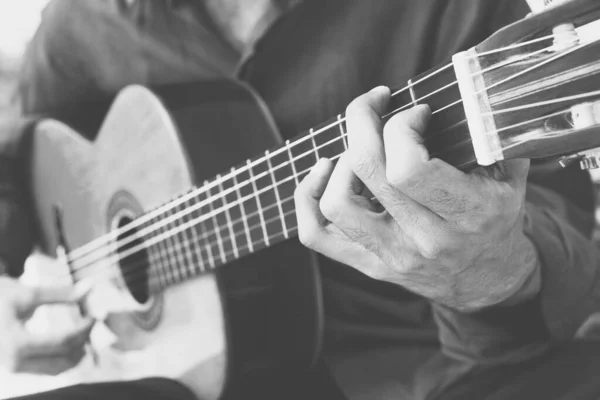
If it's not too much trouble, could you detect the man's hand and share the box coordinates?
[295,86,540,312]
[0,276,94,375]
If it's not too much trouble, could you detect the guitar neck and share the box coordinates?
[145,64,471,288]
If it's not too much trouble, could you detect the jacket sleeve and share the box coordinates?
[433,171,600,365]
[0,118,39,277]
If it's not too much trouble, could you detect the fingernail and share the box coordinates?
[369,86,390,95]
[312,158,329,173]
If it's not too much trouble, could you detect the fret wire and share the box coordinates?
[185,196,206,273]
[408,78,418,106]
[195,188,216,269]
[154,215,175,285]
[286,139,300,186]
[337,114,348,150]
[179,202,196,278]
[167,206,186,282]
[265,150,288,239]
[205,180,227,263]
[217,174,239,259]
[309,128,320,162]
[202,215,216,269]
[145,226,164,288]
[232,167,254,253]
[247,159,270,247]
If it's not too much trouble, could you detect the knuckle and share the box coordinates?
[345,98,367,119]
[351,153,379,180]
[294,182,308,201]
[385,167,407,187]
[427,187,463,212]
[319,195,343,223]
[417,238,446,260]
[298,224,320,249]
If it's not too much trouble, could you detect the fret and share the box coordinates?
[232,167,254,253]
[265,150,288,239]
[205,180,228,263]
[309,128,320,162]
[176,202,195,279]
[165,206,186,282]
[409,66,465,159]
[146,243,163,290]
[311,120,346,159]
[151,213,178,284]
[337,114,348,150]
[237,161,268,253]
[286,140,300,185]
[247,159,270,247]
[408,78,418,106]
[388,86,415,116]
[269,146,298,237]
[215,174,239,259]
[194,182,219,268]
[410,67,459,112]
[184,196,206,273]
[288,135,318,183]
[250,156,288,243]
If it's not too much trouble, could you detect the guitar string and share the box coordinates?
[67,42,571,274]
[65,33,565,263]
[67,37,568,267]
[46,35,594,285]
[63,39,588,280]
[94,115,594,292]
[69,38,592,276]
[75,95,600,291]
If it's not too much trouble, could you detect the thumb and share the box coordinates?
[15,285,80,319]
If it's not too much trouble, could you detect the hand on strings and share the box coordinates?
[294,86,541,312]
[0,275,93,375]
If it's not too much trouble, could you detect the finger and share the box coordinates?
[20,318,94,358]
[383,106,489,219]
[15,285,80,318]
[320,154,400,256]
[17,348,87,376]
[295,158,336,250]
[345,86,392,199]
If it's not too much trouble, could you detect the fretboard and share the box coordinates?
[139,63,471,289]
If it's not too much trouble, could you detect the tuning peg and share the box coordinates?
[525,0,570,13]
[558,153,583,168]
[580,155,600,170]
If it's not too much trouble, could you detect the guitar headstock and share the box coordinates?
[451,0,600,170]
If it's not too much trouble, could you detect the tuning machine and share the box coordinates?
[559,150,600,170]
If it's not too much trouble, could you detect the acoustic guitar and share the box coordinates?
[17,0,600,398]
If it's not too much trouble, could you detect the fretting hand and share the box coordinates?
[294,86,540,312]
[0,276,94,375]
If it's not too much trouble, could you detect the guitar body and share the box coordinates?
[27,81,323,399]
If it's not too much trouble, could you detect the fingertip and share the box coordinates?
[369,85,391,96]
[309,158,334,178]
[413,103,432,120]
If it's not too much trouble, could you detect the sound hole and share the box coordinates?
[116,216,150,304]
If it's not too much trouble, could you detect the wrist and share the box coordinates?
[498,235,541,307]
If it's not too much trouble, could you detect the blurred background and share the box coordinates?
[0,1,49,116]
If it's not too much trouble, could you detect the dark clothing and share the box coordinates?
[4,0,600,399]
